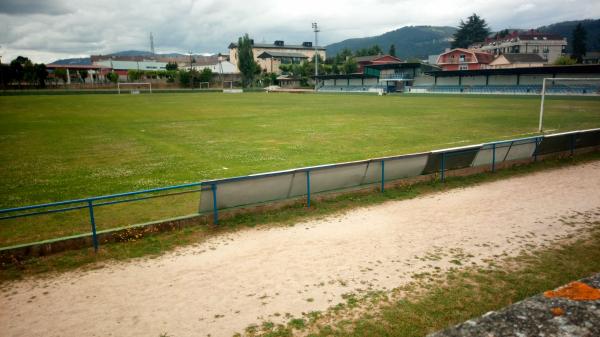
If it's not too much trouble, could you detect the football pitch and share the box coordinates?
[0,92,599,245]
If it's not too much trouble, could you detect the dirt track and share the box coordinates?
[1,161,599,337]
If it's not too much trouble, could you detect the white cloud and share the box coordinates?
[0,0,598,63]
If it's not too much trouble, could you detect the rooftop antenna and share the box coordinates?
[150,32,155,55]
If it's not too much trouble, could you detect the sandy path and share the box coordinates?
[1,161,600,337]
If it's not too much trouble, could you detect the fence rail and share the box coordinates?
[1,128,599,253]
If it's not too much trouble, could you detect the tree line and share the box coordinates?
[0,56,48,88]
[0,56,216,89]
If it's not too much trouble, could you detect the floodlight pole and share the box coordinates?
[313,22,319,90]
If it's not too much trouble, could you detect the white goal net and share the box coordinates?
[117,82,152,94]
[538,78,600,132]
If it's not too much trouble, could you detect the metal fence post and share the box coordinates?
[87,200,99,252]
[211,183,218,225]
[381,160,385,192]
[570,133,575,156]
[306,170,311,207]
[440,152,446,182]
[534,138,539,162]
[491,143,496,172]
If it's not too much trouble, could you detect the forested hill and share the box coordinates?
[326,26,456,59]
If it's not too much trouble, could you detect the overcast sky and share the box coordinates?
[0,0,599,63]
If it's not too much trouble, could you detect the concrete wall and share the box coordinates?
[436,76,460,85]
[488,75,518,85]
[364,78,378,86]
[461,76,487,86]
[414,75,435,86]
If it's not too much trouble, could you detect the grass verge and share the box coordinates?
[1,151,599,283]
[240,220,600,337]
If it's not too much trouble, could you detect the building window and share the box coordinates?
[459,54,466,62]
[459,65,468,70]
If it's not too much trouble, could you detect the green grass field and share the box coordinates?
[1,92,599,245]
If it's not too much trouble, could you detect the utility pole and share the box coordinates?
[312,22,320,91]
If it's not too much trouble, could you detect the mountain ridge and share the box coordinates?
[325,19,600,59]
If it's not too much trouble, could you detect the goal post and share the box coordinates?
[117,82,152,94]
[539,77,600,132]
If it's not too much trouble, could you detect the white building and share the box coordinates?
[470,30,567,64]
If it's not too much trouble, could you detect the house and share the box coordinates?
[470,30,567,64]
[436,48,495,71]
[488,53,547,69]
[228,40,326,74]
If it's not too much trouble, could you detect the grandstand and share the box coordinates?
[316,62,600,95]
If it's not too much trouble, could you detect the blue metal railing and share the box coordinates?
[0,182,204,252]
[0,130,595,253]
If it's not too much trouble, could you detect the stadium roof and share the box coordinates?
[313,73,378,79]
[229,42,325,50]
[256,51,308,59]
[365,62,440,71]
[46,64,110,69]
[94,60,168,70]
[425,64,600,77]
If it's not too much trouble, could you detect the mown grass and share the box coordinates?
[1,93,599,209]
[1,150,598,283]
[1,92,599,245]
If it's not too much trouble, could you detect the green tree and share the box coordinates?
[237,33,259,87]
[199,68,212,83]
[451,14,491,48]
[10,56,32,86]
[127,70,144,81]
[334,48,353,64]
[554,55,577,65]
[53,68,68,84]
[279,64,292,74]
[106,72,119,83]
[331,62,340,75]
[33,64,48,88]
[0,63,13,88]
[78,69,89,83]
[342,57,358,74]
[496,29,510,39]
[389,44,396,57]
[571,23,587,63]
[165,62,178,71]
[178,70,192,87]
